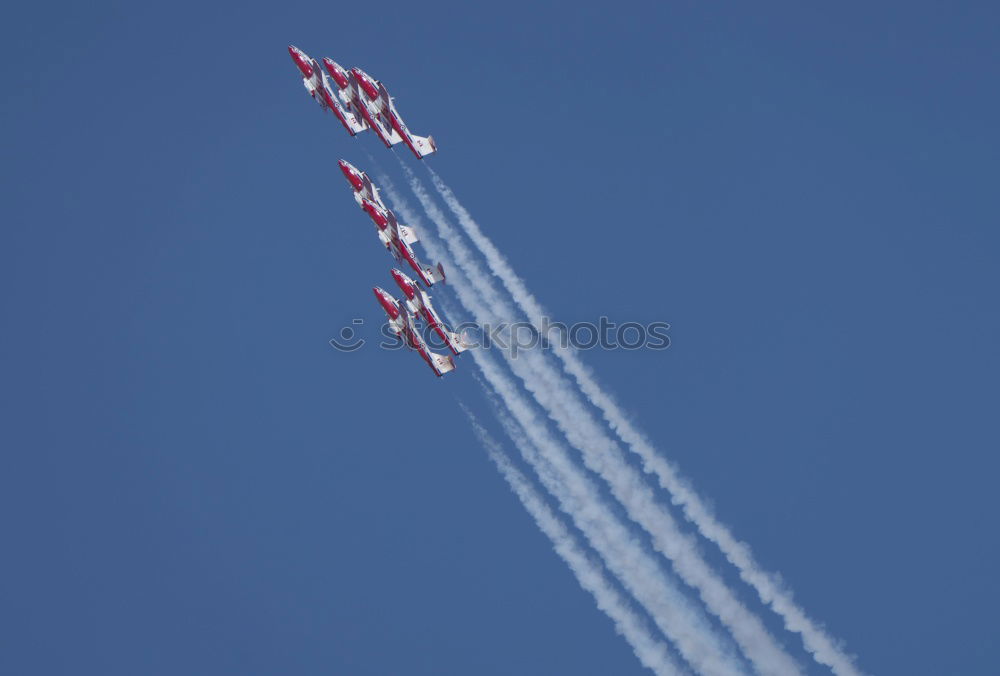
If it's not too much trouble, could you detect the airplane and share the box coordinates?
[321,58,401,149]
[359,195,419,246]
[338,159,386,211]
[352,67,438,160]
[288,46,366,136]
[374,286,456,377]
[390,268,467,356]
[322,58,437,159]
[360,197,445,287]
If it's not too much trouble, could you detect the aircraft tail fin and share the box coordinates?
[431,352,456,376]
[410,134,437,158]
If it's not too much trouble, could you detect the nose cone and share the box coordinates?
[323,58,350,89]
[338,160,363,189]
[288,46,312,77]
[351,67,379,99]
[373,287,399,319]
[390,268,415,298]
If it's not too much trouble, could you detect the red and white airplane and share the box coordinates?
[374,286,456,377]
[360,197,444,287]
[288,46,366,136]
[338,159,386,210]
[322,58,437,159]
[390,268,467,356]
[323,59,397,148]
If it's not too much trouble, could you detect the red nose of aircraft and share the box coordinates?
[338,160,363,190]
[288,46,312,78]
[390,268,416,299]
[373,287,399,319]
[323,58,350,89]
[351,68,379,99]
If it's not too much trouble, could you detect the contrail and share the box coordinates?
[462,405,685,676]
[469,348,745,676]
[425,167,862,676]
[393,163,801,676]
[379,172,747,676]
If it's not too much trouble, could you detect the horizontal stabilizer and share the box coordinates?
[410,134,437,158]
[419,262,446,287]
[398,224,419,244]
[448,331,469,354]
[432,353,456,376]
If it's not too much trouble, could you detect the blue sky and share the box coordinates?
[2,2,999,674]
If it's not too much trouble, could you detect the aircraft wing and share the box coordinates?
[333,102,367,135]
[370,107,405,146]
[427,351,456,377]
[397,223,419,245]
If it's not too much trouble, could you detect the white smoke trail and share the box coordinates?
[425,167,862,676]
[379,173,747,676]
[470,349,745,676]
[462,406,684,676]
[392,163,803,676]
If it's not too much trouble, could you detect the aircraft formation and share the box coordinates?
[290,45,466,377]
[288,45,436,159]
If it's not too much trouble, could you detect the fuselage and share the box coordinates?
[339,159,365,192]
[288,46,314,79]
[374,287,441,373]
